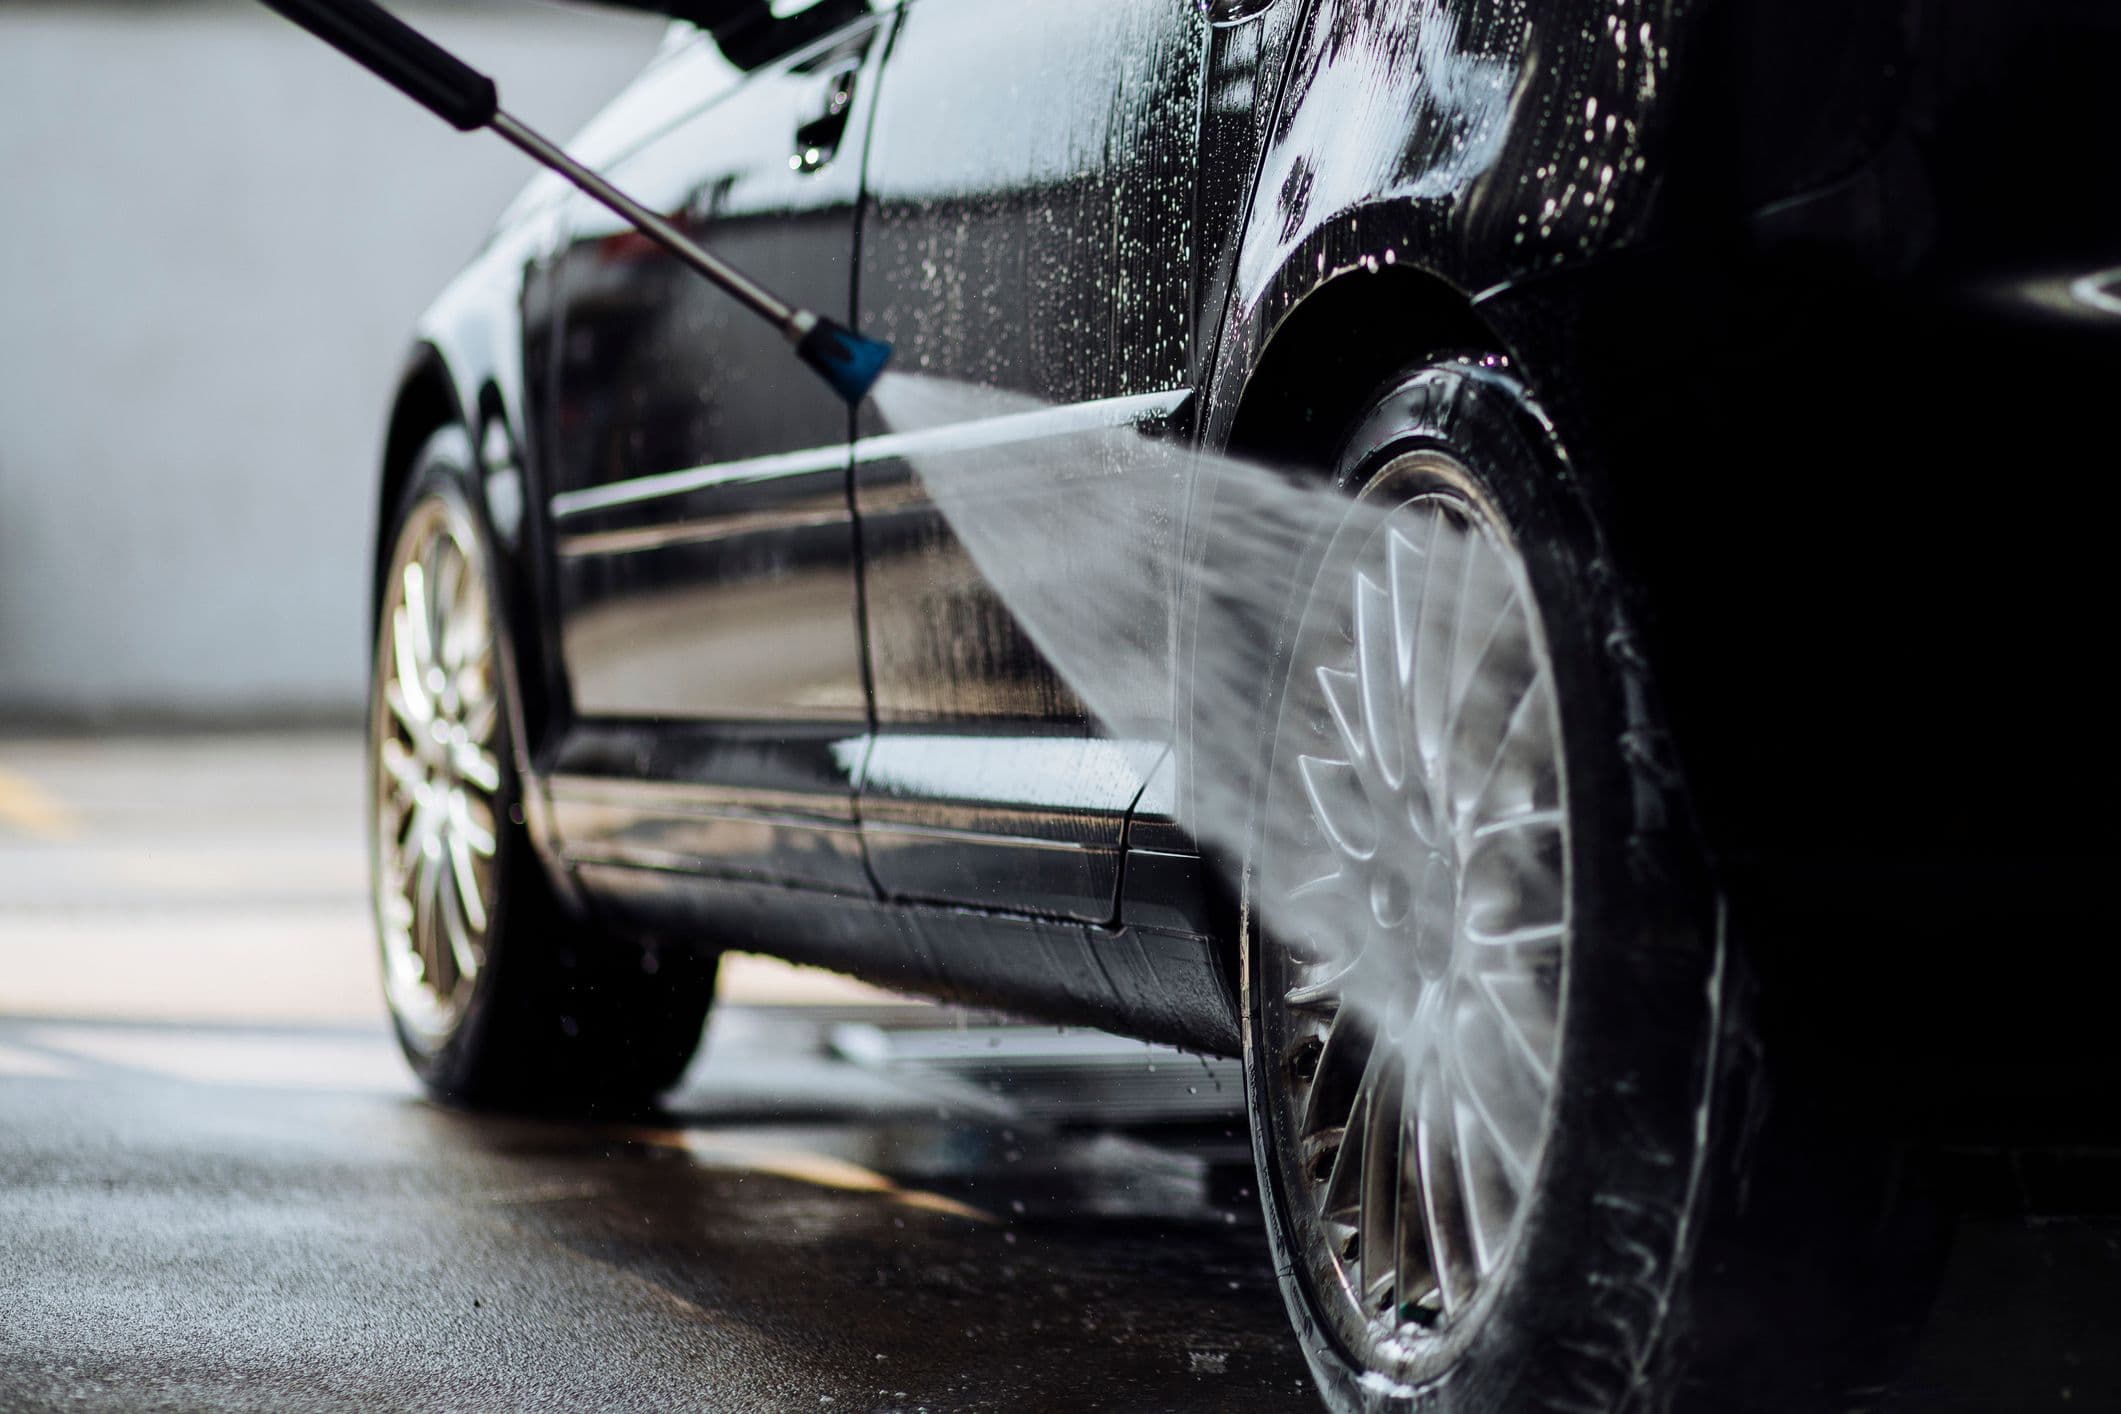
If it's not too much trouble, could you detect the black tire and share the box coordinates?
[1238,359,1932,1412]
[368,426,716,1115]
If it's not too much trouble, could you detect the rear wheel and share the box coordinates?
[1241,359,1923,1411]
[370,427,715,1113]
[1258,443,1570,1373]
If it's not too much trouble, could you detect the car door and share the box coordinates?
[540,11,891,895]
[853,0,1208,921]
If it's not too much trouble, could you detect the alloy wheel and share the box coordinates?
[1259,449,1570,1377]
[371,493,505,1052]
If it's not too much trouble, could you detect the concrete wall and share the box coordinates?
[0,1,664,723]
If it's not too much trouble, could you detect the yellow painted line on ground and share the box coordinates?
[0,765,80,841]
[616,1125,997,1224]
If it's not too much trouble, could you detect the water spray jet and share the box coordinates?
[866,372,1531,1008]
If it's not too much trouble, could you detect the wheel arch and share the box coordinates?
[377,346,559,711]
[375,346,578,884]
[375,345,469,604]
[1171,246,1529,1011]
[1218,258,1511,472]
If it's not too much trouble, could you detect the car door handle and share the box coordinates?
[791,64,859,174]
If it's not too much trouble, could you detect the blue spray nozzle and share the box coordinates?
[796,318,894,406]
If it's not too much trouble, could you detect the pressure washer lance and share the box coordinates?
[256,0,892,406]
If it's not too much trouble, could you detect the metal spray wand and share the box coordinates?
[256,0,893,405]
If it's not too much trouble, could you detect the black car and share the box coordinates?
[360,0,2120,1408]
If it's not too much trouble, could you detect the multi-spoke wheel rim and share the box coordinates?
[371,494,504,1053]
[1259,450,1569,1377]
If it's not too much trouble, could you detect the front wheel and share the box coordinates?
[369,426,716,1113]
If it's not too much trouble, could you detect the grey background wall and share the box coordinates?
[0,1,663,723]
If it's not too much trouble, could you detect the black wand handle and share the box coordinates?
[259,0,497,132]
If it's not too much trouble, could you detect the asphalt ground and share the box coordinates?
[0,1007,1311,1412]
[2,734,2117,1411]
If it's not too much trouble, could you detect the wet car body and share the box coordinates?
[381,0,2121,1125]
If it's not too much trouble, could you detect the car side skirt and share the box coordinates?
[569,860,1242,1058]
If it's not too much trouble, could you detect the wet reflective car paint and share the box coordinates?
[384,0,2121,1073]
[535,18,887,895]
[545,27,878,714]
[849,0,1204,921]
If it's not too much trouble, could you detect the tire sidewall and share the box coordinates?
[1241,359,1727,1413]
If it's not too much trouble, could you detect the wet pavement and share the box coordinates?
[0,733,1309,1409]
[4,734,2120,1411]
[7,1007,2121,1413]
[0,1007,1310,1412]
